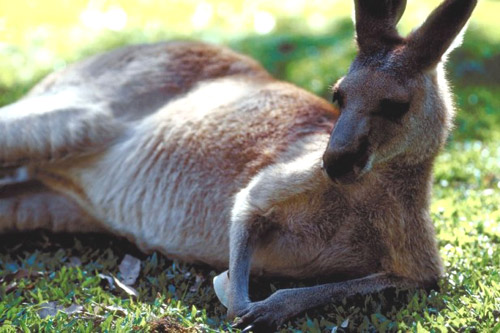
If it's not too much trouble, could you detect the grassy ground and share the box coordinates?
[0,1,499,332]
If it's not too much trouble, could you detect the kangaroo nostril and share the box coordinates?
[323,139,370,182]
[324,151,357,180]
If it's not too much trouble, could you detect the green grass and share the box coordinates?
[1,1,499,332]
[0,234,228,332]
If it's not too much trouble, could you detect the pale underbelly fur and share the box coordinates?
[74,132,234,267]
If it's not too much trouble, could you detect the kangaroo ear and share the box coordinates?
[354,0,407,53]
[403,0,477,71]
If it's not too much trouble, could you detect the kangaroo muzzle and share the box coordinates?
[322,137,371,183]
[323,111,371,183]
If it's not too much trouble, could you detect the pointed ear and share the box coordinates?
[403,0,477,71]
[354,0,407,53]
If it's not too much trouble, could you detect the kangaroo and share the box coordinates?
[0,0,476,330]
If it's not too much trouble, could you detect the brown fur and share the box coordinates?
[0,0,477,330]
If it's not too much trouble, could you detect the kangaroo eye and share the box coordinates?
[376,99,410,122]
[332,90,345,109]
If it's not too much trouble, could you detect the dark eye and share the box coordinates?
[375,99,410,122]
[332,89,345,109]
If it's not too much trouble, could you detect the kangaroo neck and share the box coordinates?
[330,158,435,215]
[378,159,434,212]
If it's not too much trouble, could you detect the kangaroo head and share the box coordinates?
[323,0,477,183]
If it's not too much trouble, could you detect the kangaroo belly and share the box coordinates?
[61,126,237,267]
[48,146,234,267]
[44,78,265,266]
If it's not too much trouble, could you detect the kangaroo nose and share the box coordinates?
[322,139,370,183]
[323,148,358,181]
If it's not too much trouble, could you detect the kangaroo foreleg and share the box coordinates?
[232,273,417,331]
[226,214,269,319]
[224,151,328,322]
